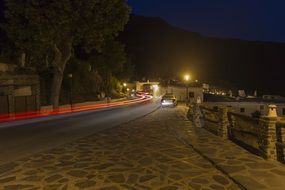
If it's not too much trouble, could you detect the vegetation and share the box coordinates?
[4,0,130,108]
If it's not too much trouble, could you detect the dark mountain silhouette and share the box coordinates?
[120,15,285,95]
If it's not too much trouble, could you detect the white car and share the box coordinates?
[161,94,177,108]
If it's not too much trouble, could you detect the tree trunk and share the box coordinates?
[19,52,26,67]
[50,42,72,109]
[51,69,64,109]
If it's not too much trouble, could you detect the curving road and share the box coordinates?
[0,99,160,165]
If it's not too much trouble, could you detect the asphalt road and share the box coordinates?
[0,99,160,165]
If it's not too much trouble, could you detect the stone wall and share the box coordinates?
[193,104,285,163]
[276,122,285,163]
[200,106,220,135]
[228,112,260,154]
[200,105,228,139]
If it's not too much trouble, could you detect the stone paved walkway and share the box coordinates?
[170,106,285,190]
[1,106,285,190]
[0,106,242,190]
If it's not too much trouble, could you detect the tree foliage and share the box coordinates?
[4,0,130,108]
[5,0,130,54]
[76,40,133,97]
[92,41,127,75]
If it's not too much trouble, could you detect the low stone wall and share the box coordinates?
[276,122,285,163]
[228,112,259,154]
[199,105,228,139]
[192,104,285,163]
[200,106,221,136]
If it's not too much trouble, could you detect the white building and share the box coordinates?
[203,101,285,117]
[161,84,203,103]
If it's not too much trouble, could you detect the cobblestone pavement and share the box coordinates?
[0,106,242,190]
[170,106,285,190]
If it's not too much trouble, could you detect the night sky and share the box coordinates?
[128,0,285,43]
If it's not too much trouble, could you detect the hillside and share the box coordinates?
[120,15,285,95]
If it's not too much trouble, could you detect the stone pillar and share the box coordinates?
[267,105,277,117]
[218,107,229,139]
[227,112,234,139]
[258,105,278,160]
[276,122,285,162]
[187,105,194,120]
[193,103,202,127]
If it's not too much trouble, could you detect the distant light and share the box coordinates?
[195,80,198,83]
[184,74,191,81]
[127,88,130,91]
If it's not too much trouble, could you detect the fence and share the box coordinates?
[199,106,228,138]
[14,95,37,113]
[0,95,9,114]
[0,74,40,115]
[276,122,285,162]
[194,104,284,163]
[228,112,260,155]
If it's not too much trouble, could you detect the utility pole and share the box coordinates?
[68,74,73,110]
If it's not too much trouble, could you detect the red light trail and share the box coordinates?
[0,96,152,123]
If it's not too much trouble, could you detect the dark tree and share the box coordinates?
[4,0,130,108]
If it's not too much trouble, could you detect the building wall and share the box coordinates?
[161,86,203,103]
[203,102,285,117]
[0,63,16,73]
[135,81,159,92]
[0,74,40,114]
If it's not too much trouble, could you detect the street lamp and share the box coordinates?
[68,74,73,110]
[184,74,191,82]
[123,83,128,96]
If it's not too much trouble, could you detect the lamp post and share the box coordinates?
[68,73,73,110]
[184,74,191,105]
[123,83,128,96]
